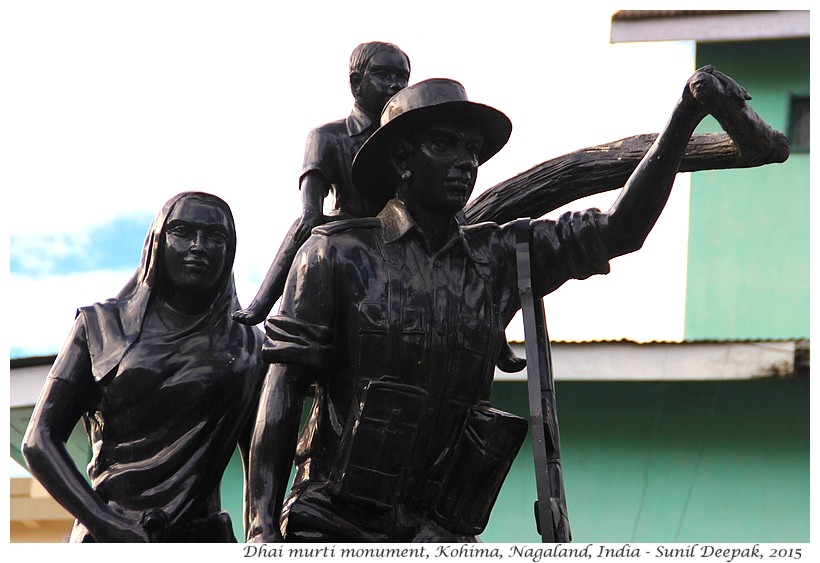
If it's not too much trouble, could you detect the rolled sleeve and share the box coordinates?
[299,127,337,194]
[530,209,611,296]
[264,234,338,378]
[262,315,334,373]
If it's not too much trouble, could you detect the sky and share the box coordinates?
[2,1,711,363]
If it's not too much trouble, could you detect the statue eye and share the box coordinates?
[428,137,451,153]
[168,224,193,238]
[207,229,229,244]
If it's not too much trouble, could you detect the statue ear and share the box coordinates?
[350,71,362,98]
[388,139,413,176]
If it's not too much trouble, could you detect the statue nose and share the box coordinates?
[455,149,478,171]
[191,230,207,250]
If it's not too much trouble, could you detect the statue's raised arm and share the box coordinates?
[464,65,789,225]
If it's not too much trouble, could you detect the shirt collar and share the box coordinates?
[379,199,417,244]
[346,105,376,137]
[377,199,489,264]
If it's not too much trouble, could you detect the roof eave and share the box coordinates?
[610,10,810,44]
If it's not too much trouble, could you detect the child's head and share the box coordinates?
[349,42,411,118]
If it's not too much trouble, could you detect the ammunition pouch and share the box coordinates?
[328,380,526,536]
[328,379,429,509]
[432,404,527,535]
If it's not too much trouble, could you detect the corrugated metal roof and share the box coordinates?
[11,339,809,365]
[10,354,57,369]
[612,10,764,20]
[511,337,809,345]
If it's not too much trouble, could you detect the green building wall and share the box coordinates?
[684,39,810,339]
[220,378,809,543]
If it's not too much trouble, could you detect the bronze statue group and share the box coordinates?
[23,42,787,543]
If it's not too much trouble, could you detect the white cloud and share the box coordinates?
[11,232,91,276]
[9,271,134,357]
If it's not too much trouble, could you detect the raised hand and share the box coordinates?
[687,65,751,121]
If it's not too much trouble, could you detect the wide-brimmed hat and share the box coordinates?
[352,78,512,206]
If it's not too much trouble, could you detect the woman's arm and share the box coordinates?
[22,318,149,542]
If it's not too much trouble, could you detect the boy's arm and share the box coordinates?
[232,173,329,325]
[294,173,328,245]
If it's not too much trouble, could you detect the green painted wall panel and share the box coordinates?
[685,40,809,339]
[697,40,809,133]
[685,161,809,339]
[220,450,246,540]
[481,380,808,543]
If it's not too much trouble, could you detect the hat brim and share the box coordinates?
[352,100,512,210]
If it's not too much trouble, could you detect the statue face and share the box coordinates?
[356,50,410,117]
[403,116,482,216]
[162,198,230,295]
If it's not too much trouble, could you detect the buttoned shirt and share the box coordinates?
[300,105,382,218]
[265,199,610,509]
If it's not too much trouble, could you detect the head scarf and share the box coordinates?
[79,191,255,381]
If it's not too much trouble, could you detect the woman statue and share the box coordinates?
[23,191,266,542]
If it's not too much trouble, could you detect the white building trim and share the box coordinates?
[496,340,804,382]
